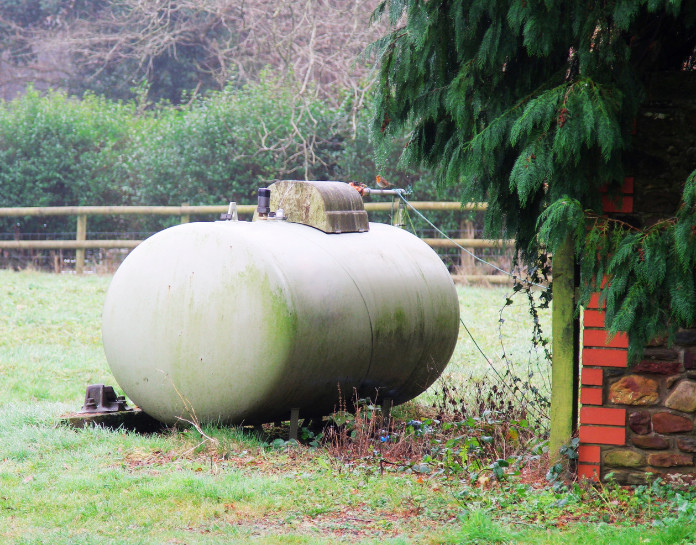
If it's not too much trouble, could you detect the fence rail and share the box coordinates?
[0,201,485,217]
[0,202,514,279]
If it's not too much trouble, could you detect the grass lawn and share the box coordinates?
[2,270,696,544]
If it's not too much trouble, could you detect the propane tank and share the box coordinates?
[102,181,459,425]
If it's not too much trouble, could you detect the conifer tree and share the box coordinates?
[373,0,696,359]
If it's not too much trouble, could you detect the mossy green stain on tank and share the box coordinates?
[164,256,298,419]
[264,279,299,348]
[393,307,407,331]
[372,306,410,345]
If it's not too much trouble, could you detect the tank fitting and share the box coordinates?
[219,202,238,221]
[257,188,271,218]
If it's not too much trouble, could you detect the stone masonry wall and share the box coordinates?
[577,73,696,484]
[578,312,696,484]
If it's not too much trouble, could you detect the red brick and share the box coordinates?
[580,407,626,426]
[581,387,603,405]
[581,368,604,386]
[588,293,605,309]
[579,425,626,445]
[578,445,601,464]
[582,348,628,367]
[577,464,600,481]
[602,194,634,213]
[584,310,606,328]
[583,329,629,349]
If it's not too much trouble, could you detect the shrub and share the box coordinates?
[132,77,342,210]
[0,88,137,233]
[0,80,451,238]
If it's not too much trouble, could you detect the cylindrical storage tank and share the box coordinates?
[102,220,459,425]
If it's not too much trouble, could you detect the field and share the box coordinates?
[2,270,696,544]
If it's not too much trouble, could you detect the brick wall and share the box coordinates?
[576,75,696,482]
[578,320,696,483]
[577,175,696,483]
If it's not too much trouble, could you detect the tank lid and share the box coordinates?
[254,181,369,233]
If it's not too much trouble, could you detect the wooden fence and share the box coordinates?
[0,202,515,282]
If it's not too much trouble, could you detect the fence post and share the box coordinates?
[459,219,475,274]
[181,203,190,224]
[392,199,404,228]
[549,235,578,463]
[75,214,87,274]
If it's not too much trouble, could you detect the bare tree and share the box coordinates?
[1,1,380,177]
[56,0,378,104]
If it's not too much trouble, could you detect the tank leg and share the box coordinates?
[289,408,300,441]
[252,424,264,439]
[381,397,393,426]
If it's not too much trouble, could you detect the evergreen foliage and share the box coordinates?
[373,0,696,358]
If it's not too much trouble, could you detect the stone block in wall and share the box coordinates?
[629,411,651,434]
[666,375,682,389]
[609,375,660,405]
[603,471,651,485]
[677,438,696,453]
[675,329,696,346]
[633,361,682,375]
[646,453,694,467]
[684,351,696,370]
[665,381,696,413]
[647,334,669,347]
[604,368,628,378]
[642,348,679,361]
[604,449,646,467]
[631,434,669,449]
[652,412,693,434]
